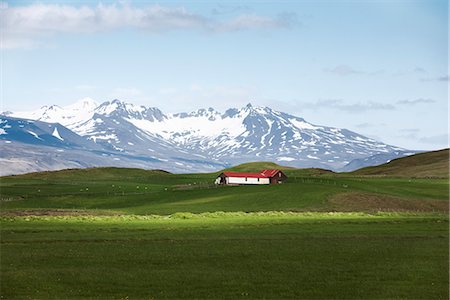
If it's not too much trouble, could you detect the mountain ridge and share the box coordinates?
[2,98,414,175]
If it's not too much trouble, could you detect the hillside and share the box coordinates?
[4,167,172,181]
[222,161,295,172]
[222,161,334,176]
[351,149,449,178]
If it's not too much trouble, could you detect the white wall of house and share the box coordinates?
[226,177,270,185]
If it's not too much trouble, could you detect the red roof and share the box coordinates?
[261,169,280,177]
[222,169,282,179]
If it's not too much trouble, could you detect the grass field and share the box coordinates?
[1,154,449,299]
[0,167,448,215]
[1,213,448,299]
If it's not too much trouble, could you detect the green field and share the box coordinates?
[1,154,449,299]
[0,167,448,215]
[1,213,448,299]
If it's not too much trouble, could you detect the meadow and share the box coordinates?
[1,213,448,299]
[1,158,449,299]
[0,167,448,215]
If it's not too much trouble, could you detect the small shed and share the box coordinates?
[215,169,287,185]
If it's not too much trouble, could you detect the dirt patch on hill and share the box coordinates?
[329,192,449,213]
[0,209,122,217]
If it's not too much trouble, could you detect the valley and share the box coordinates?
[1,150,448,299]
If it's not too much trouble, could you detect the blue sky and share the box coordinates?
[1,0,448,150]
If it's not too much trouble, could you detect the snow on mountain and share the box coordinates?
[5,99,408,171]
[9,98,98,128]
[120,102,404,169]
[68,100,180,160]
[0,116,103,150]
[93,99,165,121]
[127,107,246,144]
[65,97,99,112]
[0,116,227,176]
[52,127,64,141]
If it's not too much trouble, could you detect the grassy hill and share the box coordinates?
[351,148,449,178]
[222,161,295,172]
[5,167,172,181]
[222,161,334,176]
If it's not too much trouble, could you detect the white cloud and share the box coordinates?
[420,75,450,82]
[396,98,435,105]
[413,67,426,73]
[419,134,449,146]
[189,84,203,92]
[218,13,297,32]
[324,65,363,76]
[355,122,386,129]
[1,2,296,49]
[301,99,395,113]
[324,65,384,76]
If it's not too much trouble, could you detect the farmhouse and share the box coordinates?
[215,169,287,185]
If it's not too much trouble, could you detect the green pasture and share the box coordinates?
[1,213,448,299]
[1,166,448,299]
[0,168,448,214]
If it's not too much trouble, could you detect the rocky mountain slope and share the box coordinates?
[2,98,412,174]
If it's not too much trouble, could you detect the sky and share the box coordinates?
[1,0,448,150]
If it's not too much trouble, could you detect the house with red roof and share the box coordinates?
[215,169,287,185]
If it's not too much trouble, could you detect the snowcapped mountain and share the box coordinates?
[9,98,99,127]
[0,116,226,175]
[2,98,410,174]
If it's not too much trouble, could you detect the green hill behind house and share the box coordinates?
[222,161,334,177]
[222,161,295,172]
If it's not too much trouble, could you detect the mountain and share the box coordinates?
[9,98,99,127]
[0,116,226,176]
[0,116,103,150]
[350,148,449,178]
[3,99,411,174]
